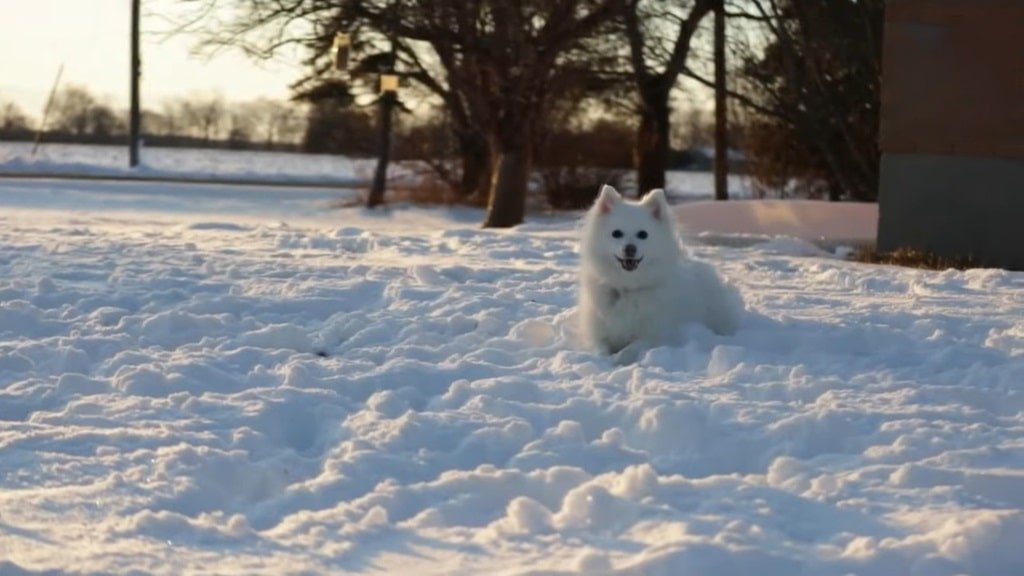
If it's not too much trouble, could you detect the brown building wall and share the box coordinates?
[877,0,1024,269]
[881,0,1024,159]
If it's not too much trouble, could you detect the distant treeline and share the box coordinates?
[0,130,303,152]
[1,85,740,172]
[0,87,306,152]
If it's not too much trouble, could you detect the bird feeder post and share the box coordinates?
[367,74,399,209]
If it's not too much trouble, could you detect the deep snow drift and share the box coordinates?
[0,180,1022,575]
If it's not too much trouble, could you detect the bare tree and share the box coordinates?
[301,99,377,155]
[141,109,167,136]
[47,85,125,138]
[51,85,98,136]
[161,100,185,136]
[675,107,714,150]
[181,93,226,142]
[245,98,305,147]
[226,107,255,147]
[0,100,33,133]
[274,107,306,146]
[396,39,493,201]
[173,0,486,201]
[174,0,624,226]
[623,0,714,195]
[302,0,625,223]
[430,1,626,226]
[89,104,124,138]
[694,0,883,201]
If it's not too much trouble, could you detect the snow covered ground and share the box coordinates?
[1,178,1022,575]
[0,143,366,186]
[0,176,357,219]
[0,143,753,202]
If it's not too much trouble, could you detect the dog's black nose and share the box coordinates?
[624,244,637,257]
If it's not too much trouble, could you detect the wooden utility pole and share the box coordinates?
[713,0,728,200]
[129,0,141,167]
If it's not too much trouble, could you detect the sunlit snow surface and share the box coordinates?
[0,143,754,202]
[0,179,1022,575]
[0,143,364,186]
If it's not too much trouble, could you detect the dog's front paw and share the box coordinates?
[611,341,645,365]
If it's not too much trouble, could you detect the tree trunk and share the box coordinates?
[367,91,397,209]
[827,182,842,202]
[483,139,531,228]
[457,131,491,200]
[635,85,671,197]
[713,0,728,201]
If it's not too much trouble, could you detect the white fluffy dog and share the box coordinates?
[577,185,744,355]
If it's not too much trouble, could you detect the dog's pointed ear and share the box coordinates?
[641,188,669,220]
[596,184,622,214]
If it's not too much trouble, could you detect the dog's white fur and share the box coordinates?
[578,185,744,355]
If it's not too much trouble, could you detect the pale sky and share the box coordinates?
[0,0,306,115]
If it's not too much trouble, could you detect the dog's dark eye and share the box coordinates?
[637,230,648,240]
[611,230,624,239]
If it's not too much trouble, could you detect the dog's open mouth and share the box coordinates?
[616,256,643,271]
